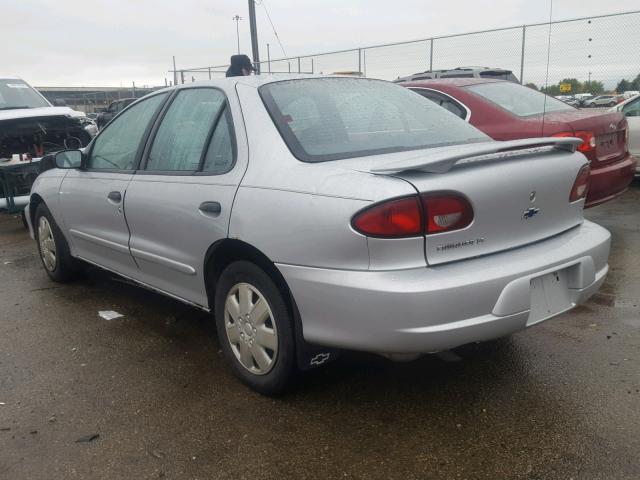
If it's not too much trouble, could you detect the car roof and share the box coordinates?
[398,77,507,88]
[158,74,371,94]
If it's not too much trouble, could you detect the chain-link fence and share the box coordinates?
[176,10,640,95]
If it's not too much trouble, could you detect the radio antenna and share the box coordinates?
[541,0,554,137]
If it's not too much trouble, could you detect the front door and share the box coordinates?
[59,93,168,275]
[124,87,246,307]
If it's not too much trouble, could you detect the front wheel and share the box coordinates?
[35,203,77,282]
[214,261,296,395]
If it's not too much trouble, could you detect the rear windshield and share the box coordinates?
[0,79,50,110]
[466,81,573,117]
[259,78,489,162]
[479,70,519,82]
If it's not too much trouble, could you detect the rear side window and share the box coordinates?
[146,88,226,172]
[88,93,167,170]
[260,78,488,163]
[467,81,573,117]
[410,89,467,119]
[202,107,235,174]
[622,97,640,117]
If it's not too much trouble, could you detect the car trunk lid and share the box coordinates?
[537,109,628,164]
[368,138,587,265]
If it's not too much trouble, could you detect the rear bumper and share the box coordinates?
[278,220,610,354]
[586,153,636,207]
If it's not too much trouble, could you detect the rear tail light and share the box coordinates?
[552,131,596,153]
[352,196,422,237]
[352,192,473,238]
[569,165,591,202]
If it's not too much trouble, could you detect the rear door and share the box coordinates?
[59,93,168,276]
[621,96,640,157]
[124,87,246,307]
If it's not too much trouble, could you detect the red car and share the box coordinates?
[399,78,636,208]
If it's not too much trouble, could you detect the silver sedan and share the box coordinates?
[26,76,610,394]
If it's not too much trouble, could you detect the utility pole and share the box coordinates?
[233,15,242,54]
[248,0,260,73]
[172,56,177,87]
[267,43,271,73]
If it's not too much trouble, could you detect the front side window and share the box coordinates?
[466,81,573,117]
[146,89,226,172]
[0,78,50,110]
[88,93,167,170]
[260,78,488,163]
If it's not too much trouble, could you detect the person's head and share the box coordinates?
[226,54,255,77]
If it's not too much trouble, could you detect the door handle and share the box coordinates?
[107,191,122,203]
[199,201,222,217]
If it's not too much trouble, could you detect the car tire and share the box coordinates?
[214,261,296,396]
[34,203,77,282]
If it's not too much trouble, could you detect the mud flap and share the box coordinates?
[290,294,339,370]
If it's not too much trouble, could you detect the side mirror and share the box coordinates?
[54,150,83,169]
[52,98,67,107]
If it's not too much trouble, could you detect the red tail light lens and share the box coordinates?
[569,165,591,202]
[352,193,473,238]
[421,194,474,234]
[552,131,596,153]
[352,196,422,237]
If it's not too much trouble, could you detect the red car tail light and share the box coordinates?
[421,193,474,234]
[352,196,422,237]
[569,165,591,202]
[552,131,596,153]
[352,192,474,238]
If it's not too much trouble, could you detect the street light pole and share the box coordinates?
[248,0,260,73]
[233,15,242,54]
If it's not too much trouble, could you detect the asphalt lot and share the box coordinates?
[1,181,639,480]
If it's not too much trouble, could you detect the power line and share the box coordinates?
[255,0,287,57]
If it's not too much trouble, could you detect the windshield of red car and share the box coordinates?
[0,79,50,110]
[260,77,489,163]
[466,81,574,117]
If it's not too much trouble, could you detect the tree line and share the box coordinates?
[524,73,640,96]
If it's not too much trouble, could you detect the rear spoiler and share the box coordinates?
[370,137,583,174]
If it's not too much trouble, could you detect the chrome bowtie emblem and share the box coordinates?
[310,353,331,366]
[523,207,540,219]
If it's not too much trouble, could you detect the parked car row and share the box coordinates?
[397,77,636,206]
[25,75,616,394]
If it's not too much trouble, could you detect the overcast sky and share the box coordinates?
[3,0,639,87]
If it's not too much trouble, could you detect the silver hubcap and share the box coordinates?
[38,216,57,272]
[224,282,278,375]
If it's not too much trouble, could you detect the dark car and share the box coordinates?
[96,98,136,129]
[398,78,636,208]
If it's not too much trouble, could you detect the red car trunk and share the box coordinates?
[402,78,636,208]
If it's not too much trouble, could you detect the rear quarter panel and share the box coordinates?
[230,84,418,270]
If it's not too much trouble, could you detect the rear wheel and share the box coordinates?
[35,203,77,282]
[214,261,296,395]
